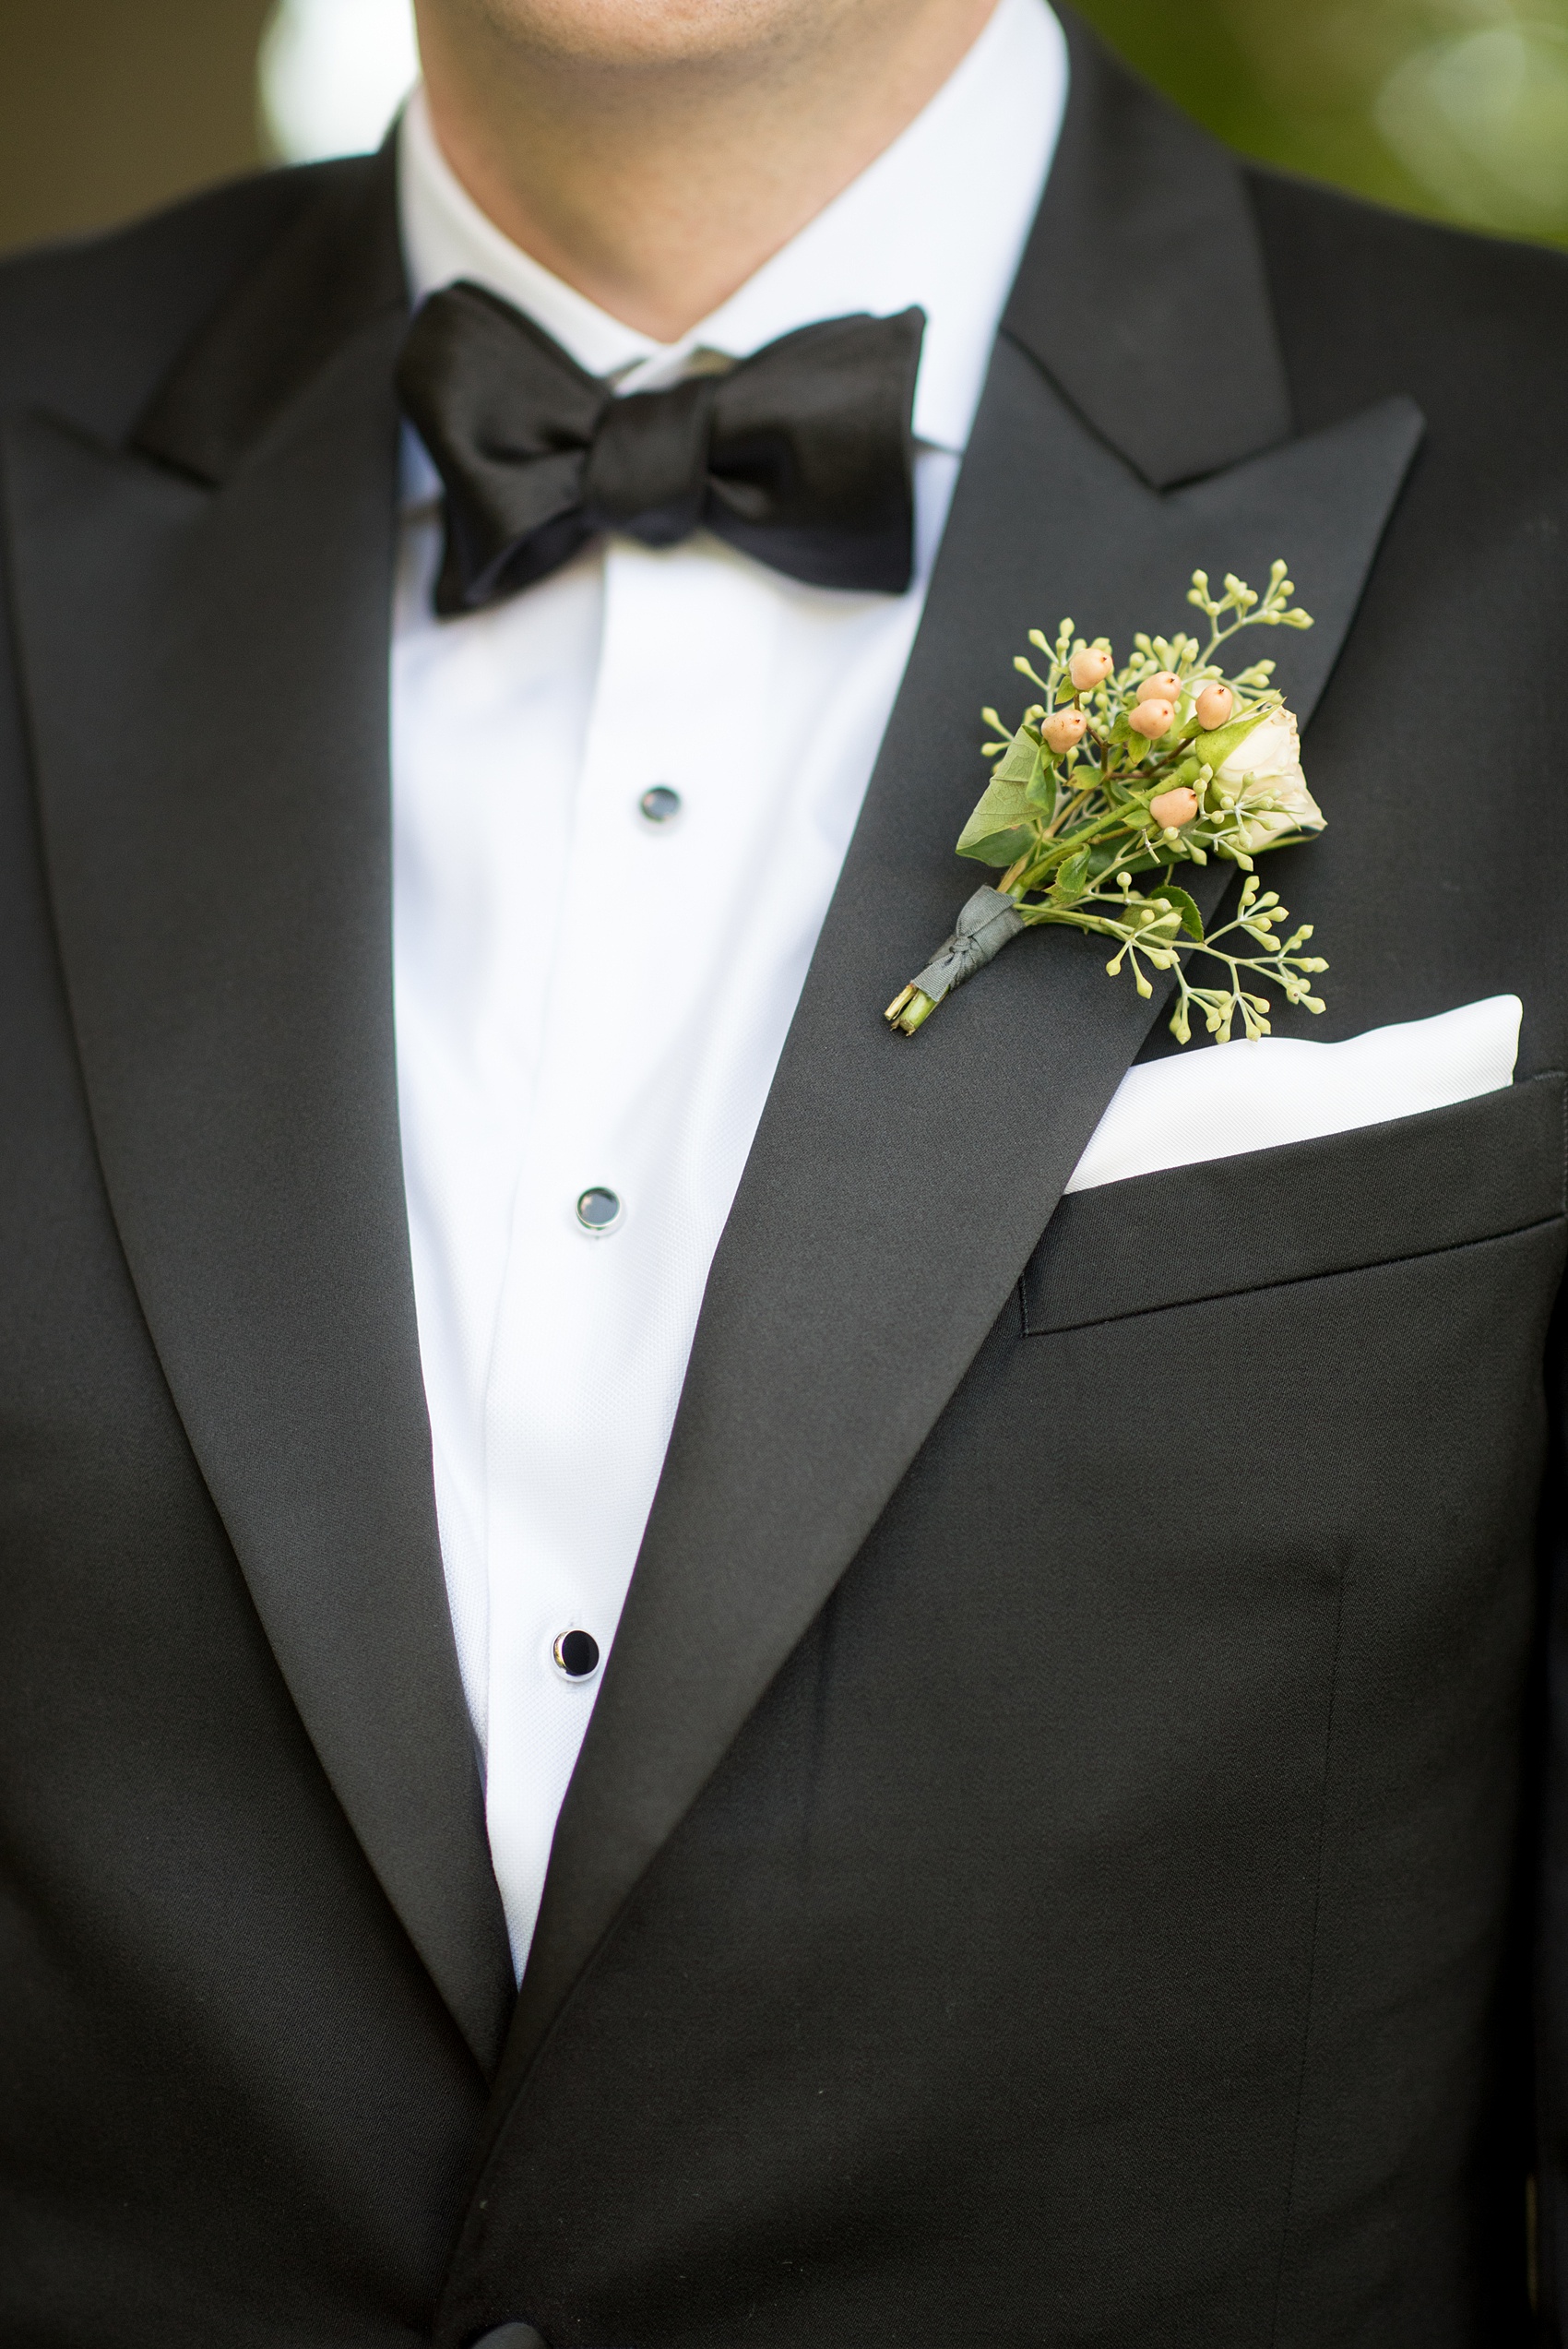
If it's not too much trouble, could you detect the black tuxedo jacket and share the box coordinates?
[5,15,1568,2346]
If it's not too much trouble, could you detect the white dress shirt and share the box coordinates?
[392,0,1069,1975]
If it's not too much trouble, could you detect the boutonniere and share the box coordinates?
[885,563,1328,1044]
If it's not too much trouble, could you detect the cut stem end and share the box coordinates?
[885,985,938,1036]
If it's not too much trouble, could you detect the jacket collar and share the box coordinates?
[1004,5,1292,488]
[132,140,406,483]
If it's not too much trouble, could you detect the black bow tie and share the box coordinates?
[395,281,926,615]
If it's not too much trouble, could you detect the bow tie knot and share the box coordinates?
[396,281,925,614]
[581,372,717,546]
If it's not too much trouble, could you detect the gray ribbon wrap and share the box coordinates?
[911,886,1027,1005]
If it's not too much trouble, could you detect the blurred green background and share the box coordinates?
[0,0,1565,258]
[1087,0,1568,245]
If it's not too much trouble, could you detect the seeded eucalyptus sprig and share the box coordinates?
[885,562,1330,1042]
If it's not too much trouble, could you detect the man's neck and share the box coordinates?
[412,0,1000,341]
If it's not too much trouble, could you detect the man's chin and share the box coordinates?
[425,0,833,76]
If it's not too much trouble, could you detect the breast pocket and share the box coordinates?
[955,1068,1568,2309]
[1022,1069,1566,1337]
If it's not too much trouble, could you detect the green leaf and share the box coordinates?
[956,732,1042,864]
[1053,850,1092,900]
[1156,883,1205,941]
[956,822,1035,868]
[993,726,1044,787]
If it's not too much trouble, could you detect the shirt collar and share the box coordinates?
[398,0,1067,463]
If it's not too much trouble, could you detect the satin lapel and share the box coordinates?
[493,23,1425,2105]
[0,174,514,2072]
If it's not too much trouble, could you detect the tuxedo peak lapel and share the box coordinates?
[0,163,515,2074]
[485,69,1423,2127]
[1005,7,1293,489]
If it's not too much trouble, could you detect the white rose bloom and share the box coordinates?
[1213,706,1324,852]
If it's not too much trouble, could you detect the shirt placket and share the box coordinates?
[477,533,769,1971]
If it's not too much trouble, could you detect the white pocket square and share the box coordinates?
[1066,996,1524,1195]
